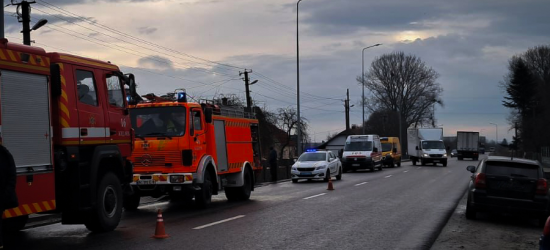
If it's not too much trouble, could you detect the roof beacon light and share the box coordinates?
[177,91,187,102]
[306,148,317,152]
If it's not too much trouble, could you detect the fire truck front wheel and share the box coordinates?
[225,168,252,201]
[85,172,123,232]
[195,169,213,208]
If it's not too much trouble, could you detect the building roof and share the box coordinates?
[317,128,362,149]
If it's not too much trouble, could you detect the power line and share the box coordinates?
[36,0,245,71]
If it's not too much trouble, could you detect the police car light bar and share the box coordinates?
[306,148,317,152]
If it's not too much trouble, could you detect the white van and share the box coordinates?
[341,135,383,172]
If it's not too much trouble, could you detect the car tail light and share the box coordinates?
[537,178,548,195]
[543,217,550,236]
[474,173,486,189]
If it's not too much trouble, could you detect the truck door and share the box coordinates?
[74,69,106,144]
[104,73,131,155]
[190,108,207,167]
[0,70,55,213]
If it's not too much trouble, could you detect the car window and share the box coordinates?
[382,143,393,152]
[345,141,373,151]
[484,161,539,178]
[298,153,326,162]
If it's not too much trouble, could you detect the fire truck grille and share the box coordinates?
[134,152,181,167]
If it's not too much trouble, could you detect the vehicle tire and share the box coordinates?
[465,197,476,220]
[397,160,401,167]
[324,170,331,182]
[292,179,298,183]
[539,216,549,227]
[412,159,416,166]
[225,168,252,201]
[458,157,463,161]
[85,172,123,232]
[336,167,342,180]
[443,161,447,167]
[3,215,29,232]
[420,159,425,166]
[195,169,213,208]
[123,191,141,211]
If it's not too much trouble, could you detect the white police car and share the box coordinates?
[291,149,343,183]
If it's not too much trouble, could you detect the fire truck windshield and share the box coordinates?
[130,107,187,137]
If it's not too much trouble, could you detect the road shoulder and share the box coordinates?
[431,191,541,249]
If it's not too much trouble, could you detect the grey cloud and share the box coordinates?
[298,0,550,38]
[138,27,158,35]
[138,55,174,70]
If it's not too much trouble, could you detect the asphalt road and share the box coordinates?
[4,157,477,250]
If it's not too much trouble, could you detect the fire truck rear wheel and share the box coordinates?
[4,215,28,232]
[85,172,123,232]
[195,169,213,208]
[225,168,252,201]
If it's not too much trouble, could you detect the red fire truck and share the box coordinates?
[125,93,262,209]
[0,39,135,232]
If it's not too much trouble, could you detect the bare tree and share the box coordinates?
[357,51,443,129]
[276,107,308,159]
[501,45,550,152]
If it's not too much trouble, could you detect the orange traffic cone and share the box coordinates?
[152,209,169,239]
[327,178,334,191]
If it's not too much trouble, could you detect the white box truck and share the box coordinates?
[407,128,448,166]
[456,131,480,160]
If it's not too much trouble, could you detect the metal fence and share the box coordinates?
[492,146,550,167]
[254,159,294,184]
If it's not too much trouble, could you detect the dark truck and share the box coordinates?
[457,131,479,160]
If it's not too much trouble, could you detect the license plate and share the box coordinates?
[433,160,440,163]
[300,172,312,176]
[137,179,156,185]
[352,164,360,167]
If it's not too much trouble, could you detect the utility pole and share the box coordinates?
[240,69,257,111]
[15,1,33,45]
[344,89,350,130]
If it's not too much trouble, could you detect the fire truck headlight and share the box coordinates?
[170,175,185,183]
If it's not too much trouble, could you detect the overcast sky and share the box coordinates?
[5,0,549,143]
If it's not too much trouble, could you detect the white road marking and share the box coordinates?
[138,201,169,209]
[303,193,327,200]
[417,167,422,169]
[385,175,392,178]
[354,182,368,186]
[403,170,409,173]
[193,215,246,230]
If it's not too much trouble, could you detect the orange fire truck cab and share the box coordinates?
[126,92,262,209]
[0,39,136,232]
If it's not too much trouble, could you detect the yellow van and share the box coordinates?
[380,137,402,167]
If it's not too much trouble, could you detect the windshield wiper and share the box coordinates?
[144,132,173,139]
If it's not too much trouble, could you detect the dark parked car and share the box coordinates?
[450,149,458,158]
[465,156,550,223]
[540,216,550,249]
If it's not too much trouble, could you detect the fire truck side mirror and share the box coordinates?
[204,108,213,124]
[50,64,62,97]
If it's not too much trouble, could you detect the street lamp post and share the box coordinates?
[296,0,303,155]
[361,43,382,134]
[489,123,498,146]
